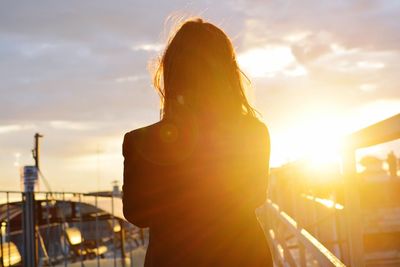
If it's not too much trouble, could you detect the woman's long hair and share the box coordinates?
[153,18,257,121]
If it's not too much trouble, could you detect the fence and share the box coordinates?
[258,113,400,267]
[0,191,146,267]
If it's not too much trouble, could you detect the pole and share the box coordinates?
[33,133,43,170]
[120,223,126,266]
[33,133,42,265]
[24,183,35,267]
[343,148,365,267]
[22,133,42,267]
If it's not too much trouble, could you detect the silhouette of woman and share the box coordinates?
[122,18,273,267]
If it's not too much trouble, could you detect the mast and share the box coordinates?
[32,133,43,170]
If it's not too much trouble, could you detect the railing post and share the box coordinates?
[120,222,126,266]
[22,166,38,267]
[343,148,365,267]
[23,192,37,266]
[294,193,306,267]
[0,223,4,267]
[111,195,117,267]
[6,192,12,265]
[94,195,100,267]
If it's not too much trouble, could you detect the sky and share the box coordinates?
[0,0,399,192]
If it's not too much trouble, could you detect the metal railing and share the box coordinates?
[0,191,146,267]
[342,113,400,267]
[261,113,400,267]
[258,185,347,267]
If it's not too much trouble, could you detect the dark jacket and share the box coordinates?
[122,115,273,266]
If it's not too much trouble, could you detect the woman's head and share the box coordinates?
[153,18,256,120]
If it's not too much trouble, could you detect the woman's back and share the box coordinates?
[123,115,272,266]
[123,17,273,266]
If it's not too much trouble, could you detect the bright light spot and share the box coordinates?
[281,211,297,227]
[269,229,275,239]
[66,228,82,245]
[237,45,306,78]
[277,244,284,259]
[131,43,163,52]
[303,194,344,210]
[279,117,343,166]
[13,153,21,167]
[113,223,121,232]
[357,61,385,69]
[300,229,345,266]
[0,241,22,266]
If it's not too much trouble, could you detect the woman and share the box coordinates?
[122,18,273,266]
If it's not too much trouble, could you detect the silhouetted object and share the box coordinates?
[32,133,43,170]
[387,151,398,178]
[360,156,388,182]
[122,18,272,267]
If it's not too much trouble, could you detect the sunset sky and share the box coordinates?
[1,1,399,192]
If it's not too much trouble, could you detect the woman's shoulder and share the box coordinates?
[122,121,164,156]
[241,116,270,137]
[124,121,162,139]
[237,116,270,152]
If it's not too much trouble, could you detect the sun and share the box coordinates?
[272,114,345,170]
[296,124,343,167]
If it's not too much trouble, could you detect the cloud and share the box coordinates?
[132,43,164,52]
[290,32,335,64]
[0,124,35,134]
[238,1,400,51]
[238,45,307,78]
[49,120,93,130]
[115,75,146,83]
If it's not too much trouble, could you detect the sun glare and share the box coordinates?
[295,125,342,170]
[271,114,346,169]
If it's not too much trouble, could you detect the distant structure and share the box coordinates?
[360,155,387,182]
[86,180,122,198]
[387,151,398,178]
